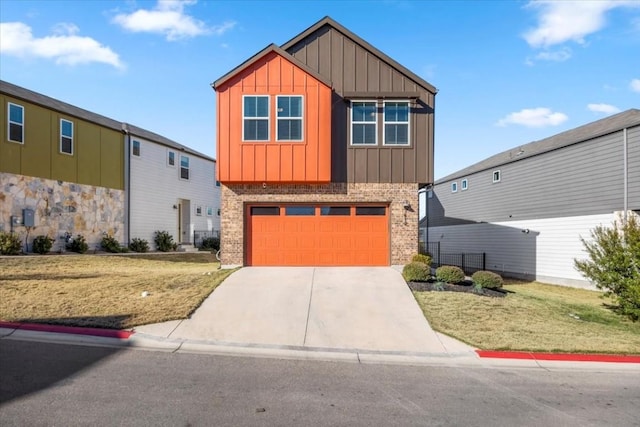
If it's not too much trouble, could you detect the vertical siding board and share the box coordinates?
[628,126,640,208]
[331,29,344,93]
[379,150,391,182]
[367,149,379,182]
[355,48,368,92]
[318,27,332,79]
[391,149,404,183]
[342,37,356,92]
[367,57,379,91]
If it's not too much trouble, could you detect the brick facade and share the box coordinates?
[220,182,418,266]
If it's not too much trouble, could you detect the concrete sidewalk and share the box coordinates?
[135,267,473,356]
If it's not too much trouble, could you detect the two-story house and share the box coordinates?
[212,16,436,266]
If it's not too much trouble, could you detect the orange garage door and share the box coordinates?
[247,205,389,266]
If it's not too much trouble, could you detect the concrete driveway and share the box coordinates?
[137,267,456,354]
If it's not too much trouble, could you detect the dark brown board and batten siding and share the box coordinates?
[282,19,436,185]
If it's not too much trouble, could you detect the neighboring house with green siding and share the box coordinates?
[0,80,219,252]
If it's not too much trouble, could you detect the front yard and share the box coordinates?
[0,253,235,329]
[413,281,640,354]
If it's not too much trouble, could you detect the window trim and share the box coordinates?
[451,182,458,193]
[492,170,501,183]
[242,95,270,142]
[350,100,378,146]
[180,154,190,181]
[131,140,141,157]
[7,102,24,144]
[276,95,304,142]
[167,150,175,166]
[59,118,74,155]
[382,100,410,146]
[461,179,468,191]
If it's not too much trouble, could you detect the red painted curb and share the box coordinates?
[0,321,133,339]
[476,350,640,363]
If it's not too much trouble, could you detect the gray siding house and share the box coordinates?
[423,109,640,288]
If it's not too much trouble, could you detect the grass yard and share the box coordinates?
[413,281,640,354]
[0,253,236,330]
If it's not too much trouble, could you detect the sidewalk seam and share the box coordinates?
[302,268,316,346]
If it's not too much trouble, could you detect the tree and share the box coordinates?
[574,215,640,321]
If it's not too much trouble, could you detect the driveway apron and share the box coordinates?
[157,267,447,353]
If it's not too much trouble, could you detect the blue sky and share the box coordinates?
[1,0,639,179]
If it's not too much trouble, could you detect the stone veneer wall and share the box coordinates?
[0,173,124,252]
[220,182,418,266]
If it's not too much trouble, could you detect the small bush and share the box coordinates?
[101,234,125,253]
[435,265,465,284]
[472,270,504,289]
[154,230,176,252]
[129,238,149,253]
[402,261,431,282]
[411,253,432,266]
[200,236,220,251]
[33,235,54,254]
[0,231,22,255]
[67,234,88,254]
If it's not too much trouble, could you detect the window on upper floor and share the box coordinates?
[206,206,213,216]
[493,170,501,183]
[167,150,175,166]
[276,96,303,141]
[351,101,377,145]
[451,182,458,193]
[180,155,190,180]
[132,140,141,157]
[461,179,468,190]
[8,102,24,144]
[60,119,73,155]
[243,96,269,141]
[383,101,410,145]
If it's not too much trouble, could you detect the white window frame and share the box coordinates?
[195,205,202,216]
[206,206,213,217]
[276,95,304,142]
[382,100,410,146]
[180,154,190,180]
[461,179,468,191]
[7,102,24,144]
[60,119,74,155]
[167,150,175,167]
[131,140,141,157]
[242,95,270,142]
[350,100,378,146]
[451,182,458,193]
[493,170,501,183]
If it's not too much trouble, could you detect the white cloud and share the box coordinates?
[533,47,572,62]
[497,108,568,128]
[523,0,639,48]
[0,22,124,69]
[631,79,640,93]
[112,0,235,41]
[587,103,621,114]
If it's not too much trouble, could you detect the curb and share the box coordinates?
[0,321,133,339]
[476,350,640,364]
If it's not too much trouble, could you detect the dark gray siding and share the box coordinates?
[285,26,435,184]
[428,126,639,227]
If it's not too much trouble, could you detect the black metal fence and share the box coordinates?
[193,229,220,248]
[419,241,485,274]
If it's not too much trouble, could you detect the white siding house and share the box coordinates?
[423,109,640,288]
[126,125,220,249]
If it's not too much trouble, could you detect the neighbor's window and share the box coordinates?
[180,155,190,180]
[167,150,175,166]
[215,180,221,187]
[383,101,409,145]
[243,95,269,141]
[217,208,221,216]
[276,96,303,141]
[132,140,141,157]
[451,182,458,193]
[493,170,501,183]
[60,119,73,155]
[206,206,213,216]
[8,102,24,144]
[351,101,377,145]
[195,205,202,216]
[461,179,468,190]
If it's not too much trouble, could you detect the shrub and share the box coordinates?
[0,231,22,255]
[129,238,149,253]
[402,261,430,282]
[154,230,176,252]
[435,265,465,284]
[471,270,504,289]
[575,215,640,322]
[411,253,432,266]
[200,236,220,251]
[33,235,54,255]
[67,234,88,254]
[101,234,125,253]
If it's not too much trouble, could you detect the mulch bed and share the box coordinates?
[408,280,507,298]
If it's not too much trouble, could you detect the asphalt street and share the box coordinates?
[1,340,639,427]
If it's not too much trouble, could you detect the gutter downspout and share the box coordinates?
[122,123,131,244]
[623,127,628,225]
